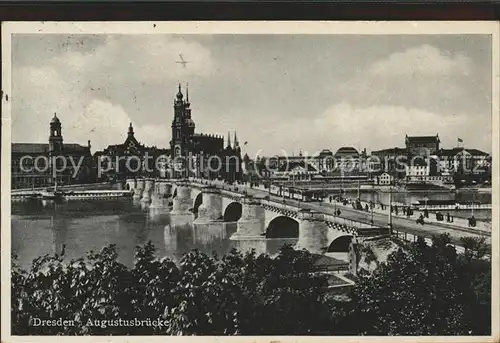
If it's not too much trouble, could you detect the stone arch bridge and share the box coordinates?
[126,178,389,261]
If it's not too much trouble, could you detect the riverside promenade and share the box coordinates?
[325,197,491,232]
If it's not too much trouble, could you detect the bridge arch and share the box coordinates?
[193,192,203,214]
[266,216,299,238]
[223,202,242,222]
[327,235,353,252]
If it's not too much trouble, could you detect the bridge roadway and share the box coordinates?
[209,184,491,248]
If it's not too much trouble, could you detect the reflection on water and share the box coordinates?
[11,199,297,270]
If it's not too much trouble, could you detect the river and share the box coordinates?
[11,188,491,269]
[11,199,297,270]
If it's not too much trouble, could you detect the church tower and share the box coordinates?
[171,83,187,159]
[49,113,63,153]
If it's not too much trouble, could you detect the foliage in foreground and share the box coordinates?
[12,244,330,335]
[12,234,491,336]
[342,235,491,335]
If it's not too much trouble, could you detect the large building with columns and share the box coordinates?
[170,84,243,182]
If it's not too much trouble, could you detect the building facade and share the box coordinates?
[438,148,490,175]
[12,114,93,189]
[370,147,406,176]
[333,147,359,171]
[170,84,242,182]
[314,149,335,173]
[93,123,170,182]
[376,172,393,185]
[405,134,440,157]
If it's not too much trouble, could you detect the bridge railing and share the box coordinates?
[322,213,378,230]
[391,229,465,255]
[259,198,304,213]
[220,189,245,199]
[418,204,492,211]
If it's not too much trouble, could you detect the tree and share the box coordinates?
[347,234,491,335]
[12,237,490,336]
[12,243,334,335]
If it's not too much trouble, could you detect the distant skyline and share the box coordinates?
[11,33,493,157]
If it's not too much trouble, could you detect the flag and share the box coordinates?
[244,141,248,145]
[458,138,463,143]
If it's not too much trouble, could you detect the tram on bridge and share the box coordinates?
[269,185,326,202]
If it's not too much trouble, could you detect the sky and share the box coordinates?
[11,33,493,158]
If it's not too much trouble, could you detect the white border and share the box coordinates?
[1,21,499,343]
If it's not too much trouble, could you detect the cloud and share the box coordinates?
[50,35,214,84]
[240,103,490,156]
[11,34,215,150]
[369,44,472,76]
[11,35,491,158]
[337,44,488,117]
[70,100,169,150]
[313,103,476,152]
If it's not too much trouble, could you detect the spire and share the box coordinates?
[128,122,134,136]
[186,83,189,103]
[234,131,239,148]
[176,82,183,100]
[227,131,231,148]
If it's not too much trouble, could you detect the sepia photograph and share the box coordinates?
[1,21,498,341]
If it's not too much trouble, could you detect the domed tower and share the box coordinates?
[49,113,63,153]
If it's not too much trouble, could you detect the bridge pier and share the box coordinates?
[231,196,266,239]
[194,187,223,224]
[150,180,169,209]
[164,183,173,198]
[295,210,328,254]
[126,178,136,193]
[348,239,360,277]
[133,178,145,200]
[171,181,193,215]
[141,178,155,203]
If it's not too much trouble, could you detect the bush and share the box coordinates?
[345,234,491,335]
[11,235,491,336]
[12,243,334,335]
